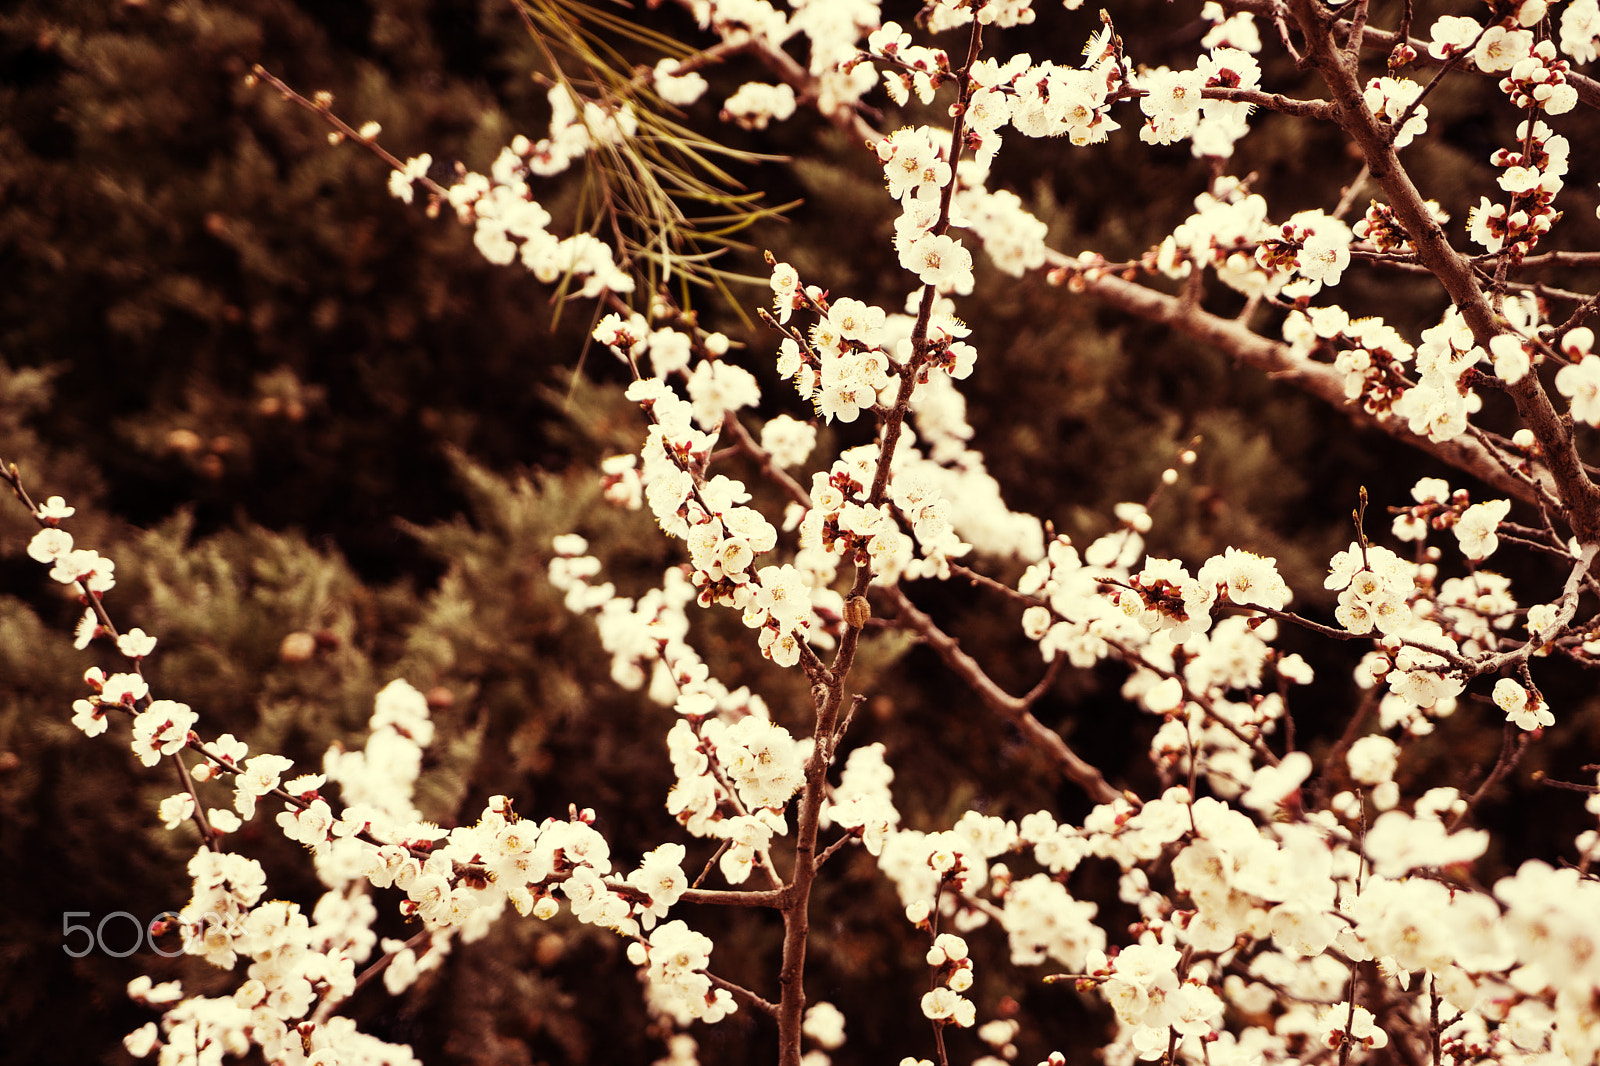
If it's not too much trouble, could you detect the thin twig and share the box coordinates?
[706,970,779,1016]
[886,586,1122,804]
[311,927,433,1025]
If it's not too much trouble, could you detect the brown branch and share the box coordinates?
[1507,250,1600,271]
[1020,653,1067,708]
[250,67,448,198]
[677,886,787,907]
[950,561,1036,606]
[1108,84,1339,120]
[884,585,1121,805]
[721,414,813,509]
[815,832,857,868]
[776,23,994,1056]
[1447,721,1530,832]
[706,970,779,1016]
[1048,266,1551,506]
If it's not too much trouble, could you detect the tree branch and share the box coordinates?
[884,585,1121,805]
[1285,0,1600,541]
[707,970,780,1016]
[1046,265,1552,505]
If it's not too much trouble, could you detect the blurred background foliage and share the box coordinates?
[5,0,1600,1063]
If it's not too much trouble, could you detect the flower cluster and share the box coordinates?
[877,126,974,293]
[27,525,115,593]
[1353,198,1448,254]
[1498,38,1578,116]
[386,86,636,297]
[821,742,899,855]
[653,59,710,107]
[865,21,949,106]
[1153,179,1282,296]
[721,82,797,129]
[627,921,737,1025]
[1136,67,1205,146]
[1363,75,1429,149]
[1284,304,1417,418]
[1254,209,1353,292]
[1388,477,1515,560]
[919,933,978,1028]
[1561,0,1600,62]
[1468,120,1569,256]
[1555,326,1600,424]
